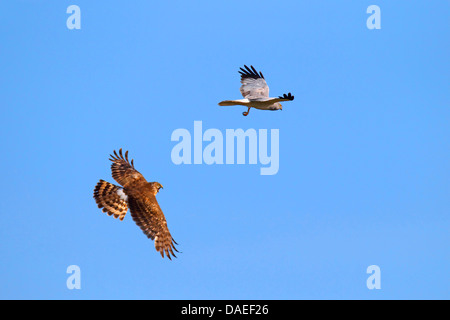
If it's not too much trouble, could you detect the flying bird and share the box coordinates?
[218,65,294,116]
[93,149,179,260]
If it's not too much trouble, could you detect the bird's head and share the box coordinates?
[270,102,283,111]
[150,182,164,195]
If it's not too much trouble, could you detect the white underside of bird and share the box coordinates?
[218,98,284,110]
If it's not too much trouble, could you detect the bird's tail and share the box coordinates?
[218,99,250,106]
[93,180,128,221]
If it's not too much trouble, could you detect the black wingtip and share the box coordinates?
[239,65,264,80]
[278,92,294,101]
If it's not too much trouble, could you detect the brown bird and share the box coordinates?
[93,149,179,260]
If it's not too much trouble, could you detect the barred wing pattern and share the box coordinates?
[127,193,179,259]
[109,149,146,187]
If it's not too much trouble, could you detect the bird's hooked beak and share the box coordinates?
[280,105,283,110]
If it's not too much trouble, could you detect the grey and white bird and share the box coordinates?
[218,65,294,116]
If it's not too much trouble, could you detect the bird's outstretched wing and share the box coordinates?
[109,148,146,187]
[239,65,269,100]
[253,92,294,104]
[127,194,179,260]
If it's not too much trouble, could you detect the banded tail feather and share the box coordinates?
[93,180,128,221]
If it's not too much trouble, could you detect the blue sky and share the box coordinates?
[0,1,449,299]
